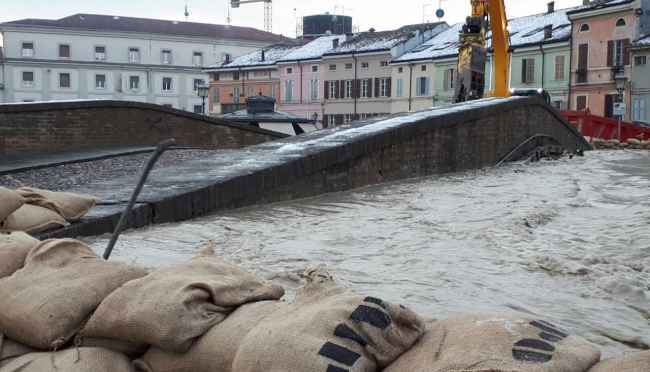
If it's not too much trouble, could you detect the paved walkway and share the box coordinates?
[0,146,157,175]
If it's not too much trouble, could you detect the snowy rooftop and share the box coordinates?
[204,44,300,69]
[278,35,347,62]
[394,7,575,63]
[220,109,314,123]
[633,34,650,47]
[325,22,446,55]
[566,0,635,15]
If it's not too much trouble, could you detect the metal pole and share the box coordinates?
[618,91,623,142]
[202,96,206,115]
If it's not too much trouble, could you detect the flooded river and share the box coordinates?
[84,150,650,358]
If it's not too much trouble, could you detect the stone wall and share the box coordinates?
[0,100,287,155]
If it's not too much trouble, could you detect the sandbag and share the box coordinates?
[0,239,148,350]
[0,187,25,224]
[135,300,289,372]
[0,204,69,234]
[588,351,650,372]
[627,138,642,145]
[16,187,100,221]
[385,314,601,372]
[0,348,133,372]
[0,334,35,368]
[0,232,40,278]
[78,337,149,358]
[230,268,425,372]
[83,250,285,353]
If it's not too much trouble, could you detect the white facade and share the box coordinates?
[0,19,280,111]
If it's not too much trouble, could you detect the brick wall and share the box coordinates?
[0,100,287,155]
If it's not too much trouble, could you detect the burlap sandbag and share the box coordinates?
[0,334,35,368]
[0,232,40,278]
[134,300,289,372]
[0,187,25,224]
[83,250,285,353]
[0,239,148,350]
[0,348,133,372]
[588,351,650,372]
[16,187,100,221]
[385,314,601,372]
[78,337,149,358]
[0,204,69,233]
[229,268,425,372]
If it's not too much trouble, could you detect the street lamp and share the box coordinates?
[614,69,628,142]
[197,80,210,115]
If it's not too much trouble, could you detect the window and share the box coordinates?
[162,77,172,91]
[345,80,353,99]
[361,62,369,69]
[129,76,140,91]
[193,105,203,114]
[345,114,353,123]
[632,97,646,120]
[22,43,34,57]
[396,78,403,97]
[361,79,369,98]
[380,78,388,97]
[59,73,70,88]
[552,101,563,110]
[270,85,277,99]
[580,23,590,32]
[345,63,353,70]
[576,95,587,111]
[554,55,565,81]
[398,67,403,73]
[421,65,427,72]
[310,79,319,100]
[444,69,455,90]
[615,18,627,28]
[380,61,388,67]
[233,87,240,103]
[416,77,430,96]
[233,72,240,81]
[213,88,220,103]
[193,52,203,66]
[311,65,318,72]
[577,43,588,83]
[522,58,535,83]
[193,79,203,92]
[286,67,293,74]
[129,47,140,62]
[635,56,647,66]
[162,50,172,64]
[94,46,106,61]
[614,40,625,66]
[329,81,337,99]
[329,64,337,71]
[59,44,70,58]
[284,81,293,101]
[95,74,106,89]
[22,71,34,87]
[328,115,336,127]
[248,86,254,97]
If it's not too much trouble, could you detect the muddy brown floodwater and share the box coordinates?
[84,150,650,359]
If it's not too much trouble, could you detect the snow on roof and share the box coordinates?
[394,7,575,63]
[220,109,314,123]
[278,35,348,62]
[205,44,300,69]
[567,0,635,15]
[633,34,650,47]
[325,22,446,55]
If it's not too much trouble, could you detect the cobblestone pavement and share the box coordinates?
[0,149,226,192]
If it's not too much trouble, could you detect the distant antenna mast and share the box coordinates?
[230,0,273,33]
[226,0,232,26]
[184,0,190,21]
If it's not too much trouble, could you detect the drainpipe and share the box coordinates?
[298,61,303,103]
[568,23,574,110]
[408,63,414,111]
[352,53,358,117]
[239,67,244,110]
[539,45,545,91]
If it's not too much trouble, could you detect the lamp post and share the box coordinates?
[197,80,210,115]
[614,69,628,142]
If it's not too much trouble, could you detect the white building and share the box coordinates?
[0,14,290,112]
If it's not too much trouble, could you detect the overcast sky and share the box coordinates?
[1,0,584,44]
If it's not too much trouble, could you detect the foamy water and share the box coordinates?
[84,150,650,358]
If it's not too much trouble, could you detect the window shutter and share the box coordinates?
[623,39,631,66]
[578,44,588,69]
[416,78,421,96]
[324,115,329,126]
[443,70,449,90]
[356,79,361,98]
[324,80,329,99]
[607,40,614,67]
[374,78,380,98]
[521,59,527,83]
[576,96,587,110]
[335,81,340,99]
[425,77,430,95]
[336,114,344,125]
[386,77,392,97]
[339,80,344,99]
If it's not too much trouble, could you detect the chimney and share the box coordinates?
[225,54,231,64]
[583,0,589,5]
[333,38,339,48]
[261,50,265,62]
[548,1,555,13]
[544,24,553,39]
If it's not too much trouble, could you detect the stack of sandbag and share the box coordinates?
[0,334,35,368]
[15,187,100,221]
[81,248,285,354]
[0,239,148,351]
[0,187,25,227]
[588,351,650,372]
[385,314,601,372]
[0,348,133,372]
[0,232,40,278]
[135,268,426,372]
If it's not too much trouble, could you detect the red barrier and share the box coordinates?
[559,109,650,142]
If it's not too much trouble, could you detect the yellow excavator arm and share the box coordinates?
[454,0,511,102]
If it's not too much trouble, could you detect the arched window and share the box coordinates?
[615,18,627,27]
[580,23,590,32]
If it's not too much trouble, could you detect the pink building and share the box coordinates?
[568,0,641,120]
[276,35,345,128]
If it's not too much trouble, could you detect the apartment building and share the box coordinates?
[322,22,449,127]
[0,14,288,112]
[630,35,650,121]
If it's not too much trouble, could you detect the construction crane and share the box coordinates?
[454,0,511,103]
[230,0,272,33]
